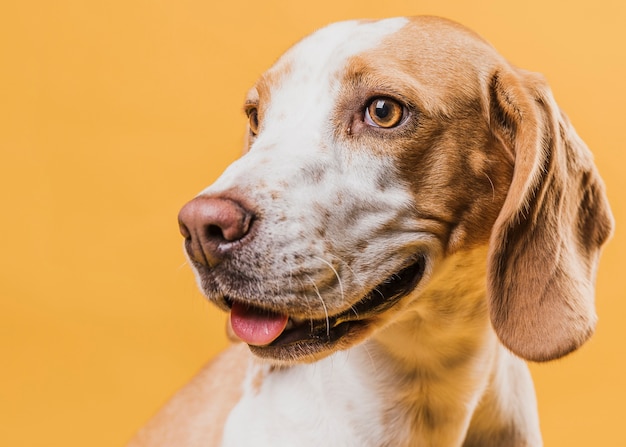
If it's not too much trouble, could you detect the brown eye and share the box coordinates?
[365,98,405,128]
[247,107,259,135]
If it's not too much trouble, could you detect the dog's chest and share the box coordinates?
[220,349,407,447]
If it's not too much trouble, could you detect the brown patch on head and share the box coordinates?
[334,17,515,252]
[241,57,294,152]
[256,57,294,103]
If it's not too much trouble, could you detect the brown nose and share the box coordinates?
[178,196,254,267]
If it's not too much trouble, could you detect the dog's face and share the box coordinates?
[179,17,613,363]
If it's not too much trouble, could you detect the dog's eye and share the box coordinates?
[365,98,405,128]
[246,107,259,135]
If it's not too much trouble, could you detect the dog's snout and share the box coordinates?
[178,196,254,267]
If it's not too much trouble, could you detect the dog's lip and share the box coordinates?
[225,255,426,351]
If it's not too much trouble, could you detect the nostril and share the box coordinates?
[206,224,225,240]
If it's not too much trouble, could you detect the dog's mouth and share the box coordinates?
[226,256,425,360]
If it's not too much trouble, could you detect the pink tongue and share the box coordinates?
[230,302,289,346]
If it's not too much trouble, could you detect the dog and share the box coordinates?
[128,16,614,446]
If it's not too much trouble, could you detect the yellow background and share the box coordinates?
[1,1,624,445]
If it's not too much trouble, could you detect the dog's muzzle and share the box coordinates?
[178,194,426,360]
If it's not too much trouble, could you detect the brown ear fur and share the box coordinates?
[487,67,614,362]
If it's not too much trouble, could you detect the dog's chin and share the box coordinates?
[225,256,426,364]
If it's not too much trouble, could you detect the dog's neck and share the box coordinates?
[366,246,501,444]
[373,246,494,368]
[221,247,535,447]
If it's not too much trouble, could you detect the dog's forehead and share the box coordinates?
[249,16,498,119]
[248,18,408,105]
[278,17,410,75]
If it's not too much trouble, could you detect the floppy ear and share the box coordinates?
[486,67,614,362]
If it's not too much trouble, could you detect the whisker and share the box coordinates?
[283,257,311,315]
[313,256,344,302]
[306,274,331,338]
[323,254,366,319]
[327,253,364,288]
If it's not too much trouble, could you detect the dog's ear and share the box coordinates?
[486,67,614,362]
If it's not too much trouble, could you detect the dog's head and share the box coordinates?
[178,17,613,363]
